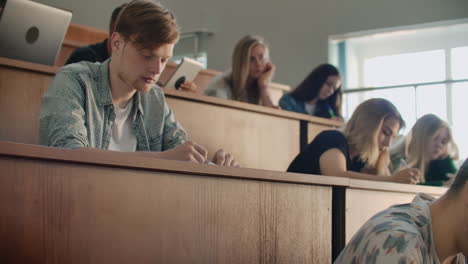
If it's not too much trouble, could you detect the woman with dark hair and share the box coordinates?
[279,63,342,120]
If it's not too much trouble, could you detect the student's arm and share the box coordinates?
[39,71,89,149]
[259,90,276,108]
[257,62,278,108]
[161,99,188,151]
[335,231,424,263]
[76,141,210,164]
[278,94,295,111]
[319,148,420,183]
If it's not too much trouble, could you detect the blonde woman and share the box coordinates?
[287,98,420,184]
[204,35,277,107]
[390,114,459,186]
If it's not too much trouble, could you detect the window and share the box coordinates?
[330,20,468,159]
[451,83,468,160]
[363,50,445,87]
[451,47,468,79]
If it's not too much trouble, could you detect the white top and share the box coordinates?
[204,71,233,100]
[304,102,316,115]
[108,100,137,152]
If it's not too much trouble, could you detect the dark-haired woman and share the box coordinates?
[279,63,342,120]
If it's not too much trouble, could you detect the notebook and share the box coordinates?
[164,57,204,90]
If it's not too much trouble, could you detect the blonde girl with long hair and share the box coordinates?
[288,98,420,184]
[390,114,459,186]
[204,35,277,107]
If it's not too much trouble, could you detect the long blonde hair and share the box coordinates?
[405,114,458,181]
[343,98,405,170]
[227,35,269,103]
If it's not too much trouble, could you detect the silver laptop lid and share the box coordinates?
[0,0,72,66]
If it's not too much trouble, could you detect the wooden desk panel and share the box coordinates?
[166,97,300,171]
[0,148,332,263]
[307,123,337,144]
[0,65,52,144]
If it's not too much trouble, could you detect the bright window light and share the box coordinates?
[415,84,447,120]
[451,83,468,159]
[363,50,445,87]
[451,46,468,79]
[343,87,416,133]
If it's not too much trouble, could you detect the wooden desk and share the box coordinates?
[163,89,345,170]
[0,141,345,263]
[0,57,340,171]
[0,141,450,263]
[0,57,56,144]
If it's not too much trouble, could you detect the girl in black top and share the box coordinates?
[288,98,420,184]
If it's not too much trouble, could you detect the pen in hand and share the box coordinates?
[399,158,409,169]
[400,159,420,184]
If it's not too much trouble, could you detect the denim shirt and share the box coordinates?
[39,60,187,151]
[279,93,336,119]
[279,93,308,114]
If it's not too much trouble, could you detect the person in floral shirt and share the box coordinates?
[335,158,468,264]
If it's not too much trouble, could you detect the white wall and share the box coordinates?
[34,0,468,88]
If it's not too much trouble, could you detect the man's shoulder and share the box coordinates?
[140,85,166,106]
[351,204,427,250]
[49,62,104,97]
[57,61,101,78]
[367,202,429,234]
[336,206,427,263]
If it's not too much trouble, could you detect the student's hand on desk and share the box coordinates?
[212,149,240,167]
[257,62,276,91]
[179,81,197,93]
[159,141,208,163]
[391,168,421,184]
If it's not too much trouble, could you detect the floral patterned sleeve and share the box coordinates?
[335,228,425,263]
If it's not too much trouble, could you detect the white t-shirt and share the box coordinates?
[304,102,316,115]
[108,100,137,152]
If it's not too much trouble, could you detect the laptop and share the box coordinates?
[164,57,204,90]
[0,0,72,66]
